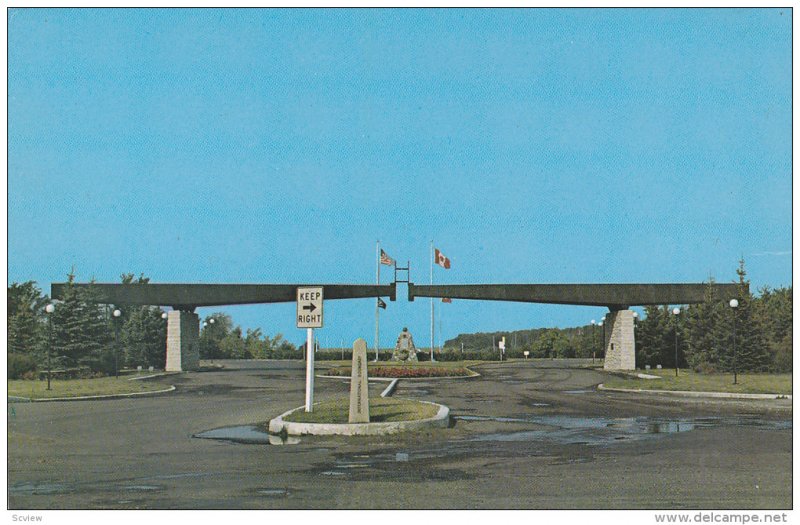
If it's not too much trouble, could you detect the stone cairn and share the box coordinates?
[392,327,418,362]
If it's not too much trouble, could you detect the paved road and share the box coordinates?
[7,360,791,509]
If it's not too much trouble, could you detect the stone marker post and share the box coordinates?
[349,338,370,423]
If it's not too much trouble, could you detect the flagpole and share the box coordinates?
[375,240,380,362]
[430,240,435,362]
[439,298,443,354]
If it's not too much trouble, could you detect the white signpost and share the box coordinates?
[297,287,324,412]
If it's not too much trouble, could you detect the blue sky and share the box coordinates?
[8,8,791,348]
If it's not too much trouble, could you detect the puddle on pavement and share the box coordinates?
[147,472,210,480]
[194,425,300,445]
[122,485,161,491]
[258,488,290,497]
[457,415,791,446]
[9,483,72,495]
[316,449,473,482]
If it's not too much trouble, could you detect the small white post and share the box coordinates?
[305,327,315,412]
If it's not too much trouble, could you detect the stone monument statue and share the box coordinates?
[392,327,418,362]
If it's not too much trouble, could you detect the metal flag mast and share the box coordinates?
[430,240,435,362]
[375,240,380,362]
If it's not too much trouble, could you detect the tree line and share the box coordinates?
[8,261,791,377]
[7,271,298,379]
[444,261,791,372]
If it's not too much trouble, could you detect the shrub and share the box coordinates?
[325,366,472,378]
[8,353,37,379]
[694,362,718,374]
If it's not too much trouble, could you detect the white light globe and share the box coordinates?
[672,308,680,315]
[729,299,739,308]
[45,304,55,314]
[113,309,121,317]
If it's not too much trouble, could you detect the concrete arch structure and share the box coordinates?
[52,281,740,372]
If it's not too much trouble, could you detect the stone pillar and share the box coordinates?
[165,310,200,372]
[603,309,636,371]
[349,338,370,423]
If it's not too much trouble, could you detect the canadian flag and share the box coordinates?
[434,248,451,269]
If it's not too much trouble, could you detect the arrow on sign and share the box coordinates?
[303,303,318,312]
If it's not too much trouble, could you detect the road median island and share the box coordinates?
[268,397,450,436]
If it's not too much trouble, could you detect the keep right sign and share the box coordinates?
[296,286,324,328]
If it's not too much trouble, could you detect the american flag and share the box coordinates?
[380,249,395,266]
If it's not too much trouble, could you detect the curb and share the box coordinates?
[268,399,450,436]
[7,385,177,403]
[380,379,400,398]
[597,384,791,400]
[127,372,181,381]
[317,367,481,381]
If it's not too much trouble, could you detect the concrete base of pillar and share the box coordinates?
[166,311,200,372]
[603,310,636,371]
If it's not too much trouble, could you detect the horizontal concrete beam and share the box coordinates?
[408,283,742,309]
[51,283,397,310]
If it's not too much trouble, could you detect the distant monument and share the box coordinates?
[392,327,418,362]
[349,338,370,423]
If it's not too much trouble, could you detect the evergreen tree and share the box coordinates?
[7,281,48,357]
[684,279,724,371]
[752,285,792,371]
[51,272,112,372]
[122,306,167,369]
[636,305,669,367]
[716,259,770,372]
[117,273,166,369]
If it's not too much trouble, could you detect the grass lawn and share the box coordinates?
[283,397,439,424]
[8,374,171,400]
[603,369,792,395]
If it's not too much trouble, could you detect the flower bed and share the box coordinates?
[324,366,473,378]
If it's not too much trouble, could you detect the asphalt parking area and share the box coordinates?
[7,359,792,509]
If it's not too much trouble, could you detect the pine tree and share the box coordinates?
[684,279,725,371]
[121,306,167,369]
[51,272,112,372]
[716,259,770,372]
[116,273,167,369]
[7,282,48,358]
[636,305,671,368]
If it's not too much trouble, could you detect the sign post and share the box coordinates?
[297,287,324,412]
